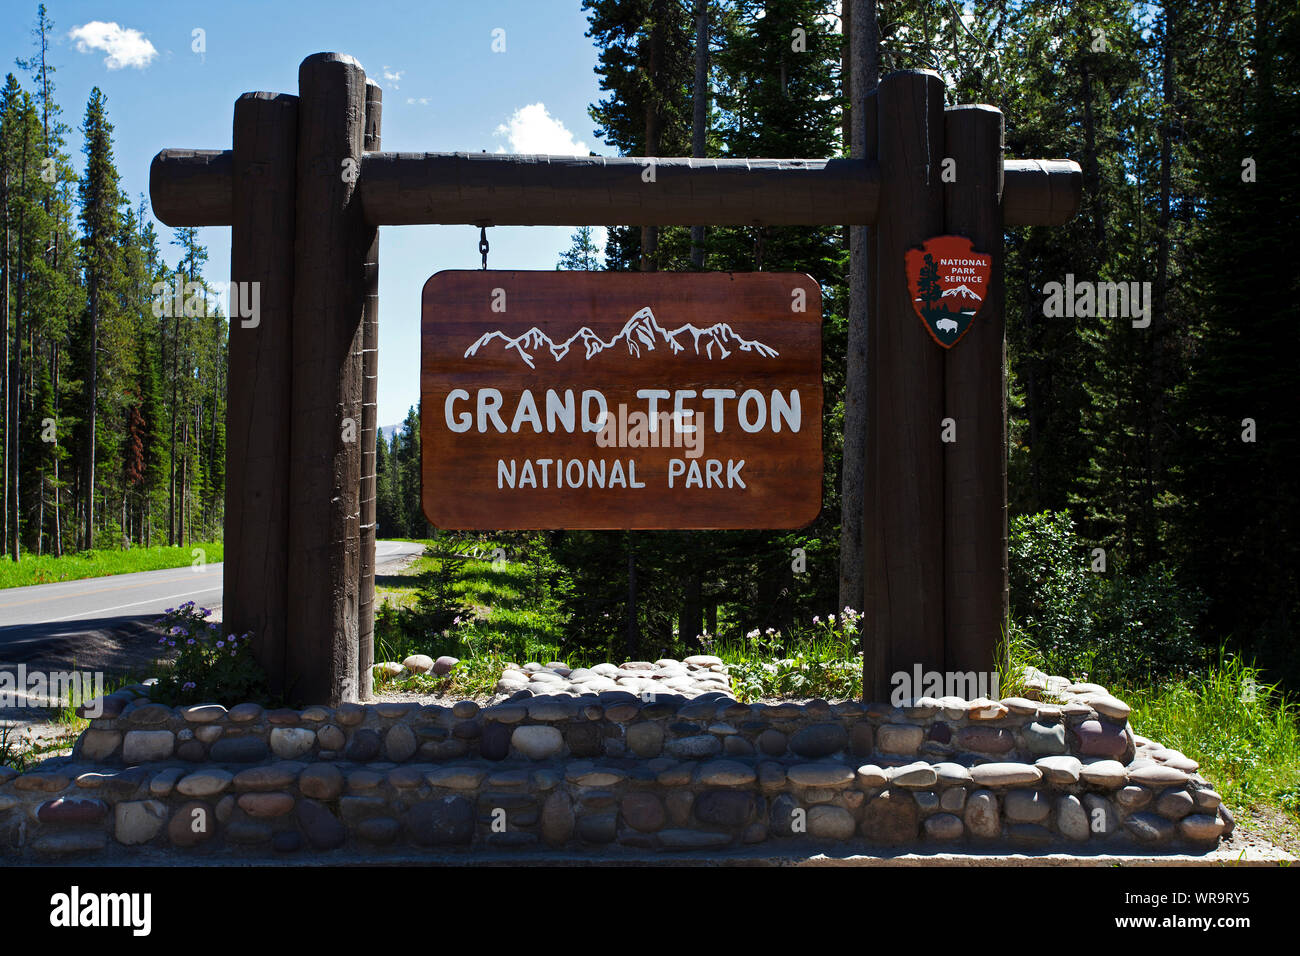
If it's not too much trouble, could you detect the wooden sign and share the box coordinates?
[905,235,992,349]
[421,271,823,529]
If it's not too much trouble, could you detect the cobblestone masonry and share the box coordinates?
[0,662,1231,858]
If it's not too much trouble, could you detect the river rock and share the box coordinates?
[123,730,175,763]
[877,724,924,755]
[1004,789,1050,823]
[808,805,856,839]
[269,727,315,760]
[177,769,233,798]
[964,790,1000,839]
[860,789,919,845]
[1035,755,1082,785]
[923,812,965,841]
[403,654,434,674]
[114,800,167,845]
[970,763,1041,788]
[789,723,848,758]
[512,725,564,759]
[298,798,347,849]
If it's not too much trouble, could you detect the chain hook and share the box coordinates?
[478,225,490,270]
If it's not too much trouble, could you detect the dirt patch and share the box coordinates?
[1226,803,1300,858]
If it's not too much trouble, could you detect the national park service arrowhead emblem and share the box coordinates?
[905,235,992,349]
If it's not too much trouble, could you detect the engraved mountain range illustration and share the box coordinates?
[464,306,779,369]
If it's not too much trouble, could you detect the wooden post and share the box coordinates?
[864,70,947,702]
[943,105,1008,677]
[358,80,382,700]
[226,92,297,691]
[287,53,373,705]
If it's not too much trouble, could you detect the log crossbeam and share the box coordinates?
[150,148,1080,229]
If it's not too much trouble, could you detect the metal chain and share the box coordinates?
[479,226,490,270]
[754,224,765,272]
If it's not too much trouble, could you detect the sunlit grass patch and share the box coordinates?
[1118,651,1300,818]
[0,542,224,589]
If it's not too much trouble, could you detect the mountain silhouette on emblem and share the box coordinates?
[940,283,983,302]
[464,306,779,368]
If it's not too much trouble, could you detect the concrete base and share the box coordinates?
[6,839,1292,867]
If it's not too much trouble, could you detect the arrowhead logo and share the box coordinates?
[905,235,992,349]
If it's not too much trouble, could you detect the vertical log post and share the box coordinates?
[358,80,382,700]
[864,70,947,702]
[226,92,298,690]
[943,105,1008,677]
[287,53,373,705]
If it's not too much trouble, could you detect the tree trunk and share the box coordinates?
[1150,3,1177,564]
[625,532,639,661]
[839,0,878,618]
[36,469,44,555]
[13,115,30,560]
[83,279,97,553]
[1080,61,1105,255]
[840,0,852,251]
[689,0,709,269]
[52,341,61,556]
[680,570,703,644]
[640,0,668,271]
[2,171,9,560]
[168,295,179,547]
[180,423,188,547]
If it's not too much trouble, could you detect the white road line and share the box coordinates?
[46,586,224,623]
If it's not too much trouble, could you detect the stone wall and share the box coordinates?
[0,677,1232,859]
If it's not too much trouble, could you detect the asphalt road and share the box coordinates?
[0,540,428,671]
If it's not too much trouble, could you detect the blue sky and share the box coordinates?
[1,0,610,426]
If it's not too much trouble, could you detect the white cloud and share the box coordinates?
[383,66,403,89]
[406,96,430,106]
[68,21,157,70]
[494,103,590,155]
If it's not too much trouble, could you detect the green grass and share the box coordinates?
[0,542,224,589]
[373,538,569,685]
[1116,652,1300,816]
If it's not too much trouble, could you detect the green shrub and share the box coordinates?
[1009,510,1208,684]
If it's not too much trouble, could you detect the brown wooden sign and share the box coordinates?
[420,270,823,529]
